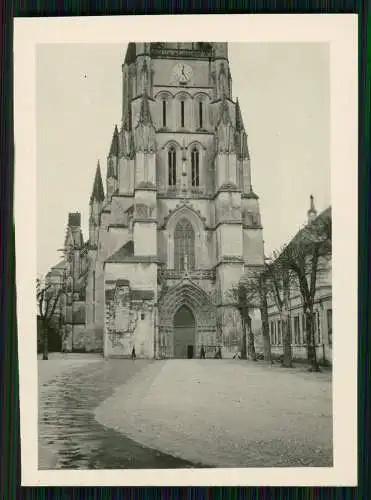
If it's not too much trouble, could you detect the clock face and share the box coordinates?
[172,63,193,84]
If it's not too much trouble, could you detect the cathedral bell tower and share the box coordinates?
[133,89,157,257]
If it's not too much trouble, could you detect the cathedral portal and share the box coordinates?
[173,305,196,359]
[157,278,217,359]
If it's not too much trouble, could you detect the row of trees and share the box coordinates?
[230,208,332,372]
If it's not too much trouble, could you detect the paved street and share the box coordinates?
[39,355,332,469]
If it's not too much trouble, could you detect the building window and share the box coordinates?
[277,320,282,345]
[314,311,321,344]
[180,100,185,128]
[162,100,167,128]
[168,147,177,187]
[327,309,332,346]
[199,101,203,128]
[301,314,305,345]
[191,147,200,187]
[294,316,300,345]
[269,321,273,344]
[174,218,195,271]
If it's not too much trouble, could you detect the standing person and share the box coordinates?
[200,345,206,359]
[131,345,136,360]
[217,346,222,359]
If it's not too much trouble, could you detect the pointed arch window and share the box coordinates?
[174,218,195,271]
[191,147,200,187]
[168,146,177,187]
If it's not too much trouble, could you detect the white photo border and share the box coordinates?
[14,14,358,487]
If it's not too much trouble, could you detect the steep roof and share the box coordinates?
[90,161,105,204]
[106,240,134,262]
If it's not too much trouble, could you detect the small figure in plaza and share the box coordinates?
[131,345,136,360]
[200,345,206,359]
[216,347,222,359]
[233,349,241,359]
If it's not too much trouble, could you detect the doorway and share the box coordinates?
[173,305,195,358]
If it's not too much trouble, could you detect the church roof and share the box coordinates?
[105,240,158,264]
[106,240,134,262]
[90,161,105,204]
[109,125,120,156]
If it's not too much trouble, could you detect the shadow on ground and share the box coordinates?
[39,359,208,469]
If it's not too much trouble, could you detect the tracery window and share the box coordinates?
[168,146,177,187]
[191,147,200,187]
[174,218,195,271]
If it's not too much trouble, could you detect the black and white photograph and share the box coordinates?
[14,15,357,487]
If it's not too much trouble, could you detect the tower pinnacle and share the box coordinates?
[307,194,318,223]
[109,125,119,157]
[90,161,105,204]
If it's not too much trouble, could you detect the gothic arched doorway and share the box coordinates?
[173,305,196,359]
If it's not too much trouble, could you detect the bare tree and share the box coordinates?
[278,210,332,371]
[37,277,63,360]
[228,270,272,362]
[265,256,295,368]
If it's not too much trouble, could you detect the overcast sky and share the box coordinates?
[36,43,330,276]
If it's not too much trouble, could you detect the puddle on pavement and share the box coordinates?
[39,361,207,469]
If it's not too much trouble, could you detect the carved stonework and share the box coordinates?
[134,202,154,220]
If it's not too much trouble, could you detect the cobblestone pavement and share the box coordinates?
[95,359,333,468]
[38,358,203,469]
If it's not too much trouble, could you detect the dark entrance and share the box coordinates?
[173,305,195,359]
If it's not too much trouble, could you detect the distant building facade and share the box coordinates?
[47,43,265,358]
[266,199,332,364]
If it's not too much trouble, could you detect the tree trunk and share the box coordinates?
[281,310,292,368]
[260,276,272,363]
[305,308,319,372]
[240,313,247,360]
[247,316,256,361]
[42,321,49,360]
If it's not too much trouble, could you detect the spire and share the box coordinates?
[109,125,119,156]
[137,90,153,126]
[307,194,318,223]
[235,99,245,132]
[90,161,105,204]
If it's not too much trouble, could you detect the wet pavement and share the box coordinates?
[38,359,204,469]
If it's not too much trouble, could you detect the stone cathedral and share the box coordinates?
[50,43,265,358]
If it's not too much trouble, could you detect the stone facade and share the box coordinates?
[48,43,265,358]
